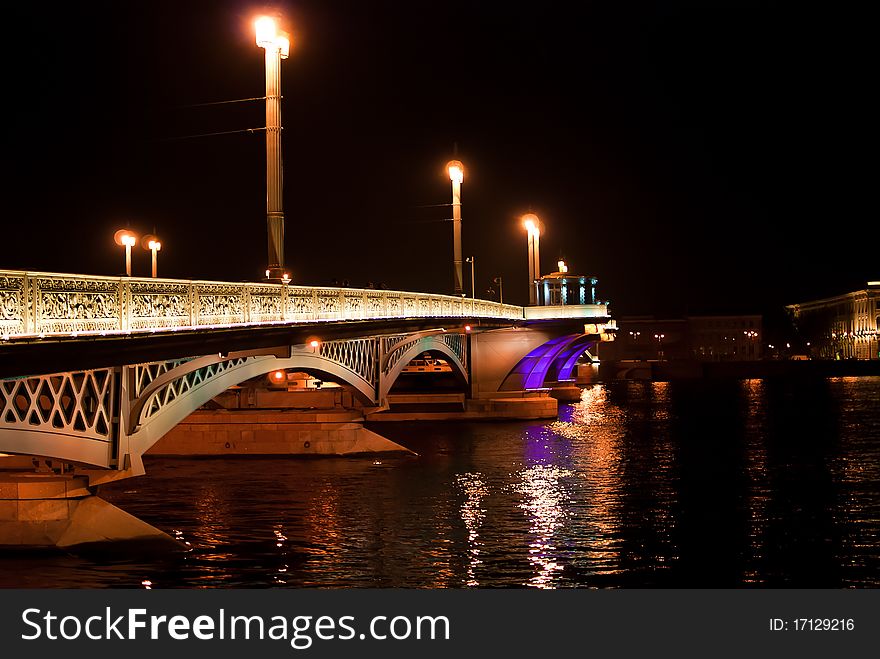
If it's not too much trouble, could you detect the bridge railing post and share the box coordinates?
[188,282,196,328]
[120,278,129,332]
[23,272,31,335]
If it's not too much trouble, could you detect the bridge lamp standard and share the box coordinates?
[522,214,541,306]
[114,229,138,277]
[447,160,464,296]
[654,333,665,360]
[142,235,161,278]
[255,16,291,282]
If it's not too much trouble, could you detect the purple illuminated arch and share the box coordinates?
[498,334,598,391]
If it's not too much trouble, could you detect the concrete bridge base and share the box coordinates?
[149,409,416,457]
[368,391,557,421]
[0,473,178,549]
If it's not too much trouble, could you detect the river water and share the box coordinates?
[1,377,878,588]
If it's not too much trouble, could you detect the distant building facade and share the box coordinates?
[786,282,880,360]
[600,315,763,362]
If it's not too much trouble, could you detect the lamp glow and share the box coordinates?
[447,160,464,183]
[255,17,277,47]
[114,229,138,277]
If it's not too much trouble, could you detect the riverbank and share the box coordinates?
[597,359,880,381]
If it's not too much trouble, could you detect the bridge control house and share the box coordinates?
[536,261,600,307]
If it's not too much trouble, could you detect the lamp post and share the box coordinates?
[465,256,475,314]
[255,16,290,282]
[654,333,665,360]
[744,330,758,359]
[465,256,475,299]
[142,234,162,278]
[493,276,503,305]
[447,160,464,295]
[114,229,137,276]
[522,214,540,305]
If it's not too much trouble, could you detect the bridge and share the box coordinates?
[0,269,614,548]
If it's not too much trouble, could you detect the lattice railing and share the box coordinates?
[381,335,423,376]
[137,357,256,425]
[0,270,525,338]
[132,359,193,398]
[319,339,378,386]
[0,369,115,441]
[443,333,467,370]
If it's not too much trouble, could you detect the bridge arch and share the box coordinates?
[378,333,467,404]
[498,333,596,391]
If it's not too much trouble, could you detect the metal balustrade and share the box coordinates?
[0,270,524,339]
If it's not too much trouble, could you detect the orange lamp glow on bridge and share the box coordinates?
[447,160,464,184]
[521,214,541,305]
[255,15,292,282]
[114,229,138,277]
[142,234,162,278]
[446,159,465,297]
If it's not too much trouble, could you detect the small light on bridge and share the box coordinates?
[282,272,291,284]
[141,580,153,589]
[271,370,286,382]
[465,325,471,332]
[310,340,320,348]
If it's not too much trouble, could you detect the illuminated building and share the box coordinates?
[786,282,880,360]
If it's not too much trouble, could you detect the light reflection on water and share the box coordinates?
[0,377,877,588]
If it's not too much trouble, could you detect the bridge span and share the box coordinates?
[0,269,615,548]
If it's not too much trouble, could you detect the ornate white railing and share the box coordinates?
[0,270,524,339]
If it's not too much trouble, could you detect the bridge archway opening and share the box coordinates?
[388,350,468,395]
[225,368,373,406]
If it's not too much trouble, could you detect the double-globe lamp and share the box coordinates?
[114,230,162,277]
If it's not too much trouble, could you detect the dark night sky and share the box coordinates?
[3,1,875,315]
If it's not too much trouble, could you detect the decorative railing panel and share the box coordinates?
[0,274,26,336]
[0,368,115,442]
[0,270,524,339]
[320,338,377,386]
[128,280,190,330]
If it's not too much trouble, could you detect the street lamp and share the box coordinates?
[522,214,541,305]
[114,229,137,276]
[447,160,464,295]
[654,333,665,360]
[465,256,475,300]
[493,276,503,305]
[142,234,161,278]
[743,330,758,358]
[255,16,291,281]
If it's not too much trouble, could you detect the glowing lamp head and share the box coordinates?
[447,160,464,184]
[309,340,320,349]
[277,33,290,58]
[255,16,277,48]
[522,213,540,235]
[148,240,161,251]
[557,260,568,273]
[271,370,286,382]
[464,325,472,332]
[114,229,138,247]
